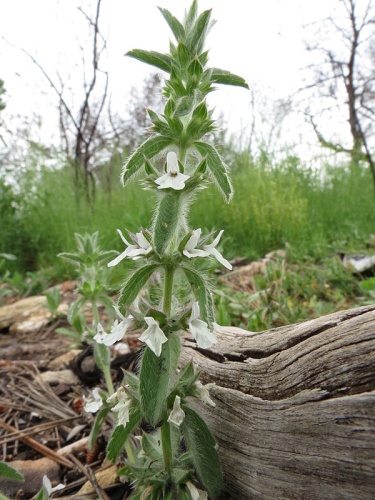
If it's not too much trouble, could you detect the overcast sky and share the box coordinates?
[0,0,344,160]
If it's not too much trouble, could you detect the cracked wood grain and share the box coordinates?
[181,305,375,499]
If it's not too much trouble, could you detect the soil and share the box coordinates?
[0,285,141,500]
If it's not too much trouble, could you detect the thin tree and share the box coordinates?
[304,0,375,191]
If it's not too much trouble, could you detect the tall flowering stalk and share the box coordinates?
[96,2,248,497]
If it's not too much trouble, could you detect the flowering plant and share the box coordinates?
[86,1,248,497]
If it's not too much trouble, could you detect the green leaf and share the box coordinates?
[0,461,24,481]
[193,141,233,202]
[208,67,249,89]
[185,0,198,30]
[140,333,181,426]
[121,135,173,186]
[177,42,191,68]
[68,296,87,324]
[182,407,223,499]
[173,95,195,118]
[126,49,172,73]
[93,342,110,373]
[89,406,112,451]
[186,9,212,53]
[142,432,163,461]
[118,264,159,307]
[158,8,185,41]
[181,266,214,329]
[184,0,198,29]
[57,252,84,266]
[97,294,115,313]
[107,402,142,461]
[153,191,182,255]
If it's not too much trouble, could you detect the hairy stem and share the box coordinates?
[163,265,175,316]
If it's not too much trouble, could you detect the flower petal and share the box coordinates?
[210,247,232,270]
[166,151,179,174]
[83,388,103,413]
[139,317,168,357]
[167,395,185,427]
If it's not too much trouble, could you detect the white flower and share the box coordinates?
[186,481,208,500]
[83,387,103,413]
[183,229,210,259]
[42,475,65,495]
[188,302,217,349]
[139,317,168,357]
[167,395,185,427]
[94,307,134,347]
[108,229,152,267]
[202,230,232,270]
[182,228,232,270]
[107,386,132,427]
[155,151,190,190]
[193,380,216,407]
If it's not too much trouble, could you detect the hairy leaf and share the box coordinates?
[208,67,249,89]
[121,135,173,186]
[182,407,223,499]
[118,264,159,307]
[140,333,181,426]
[126,49,172,73]
[181,266,214,329]
[194,141,233,202]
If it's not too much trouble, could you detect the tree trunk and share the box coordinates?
[181,305,375,499]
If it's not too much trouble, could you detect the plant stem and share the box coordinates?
[161,419,172,472]
[163,266,175,316]
[91,299,100,327]
[102,365,115,396]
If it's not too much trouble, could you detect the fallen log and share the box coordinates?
[181,304,375,500]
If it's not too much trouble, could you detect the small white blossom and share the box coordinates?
[155,151,190,190]
[167,395,185,427]
[83,387,103,413]
[94,307,134,347]
[182,228,232,270]
[42,476,65,495]
[202,230,232,270]
[108,229,152,267]
[107,386,132,427]
[186,481,208,500]
[183,229,210,259]
[188,302,217,349]
[193,380,216,407]
[139,317,168,357]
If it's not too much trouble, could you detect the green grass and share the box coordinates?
[1,146,374,278]
[1,145,374,329]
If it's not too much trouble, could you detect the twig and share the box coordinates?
[0,418,73,469]
[0,416,80,445]
[67,453,111,500]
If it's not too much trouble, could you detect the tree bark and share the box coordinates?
[181,305,375,499]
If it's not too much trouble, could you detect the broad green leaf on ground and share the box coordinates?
[0,461,24,481]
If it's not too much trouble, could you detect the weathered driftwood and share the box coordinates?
[181,305,375,500]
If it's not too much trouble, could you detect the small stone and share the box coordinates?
[0,457,60,498]
[48,349,81,370]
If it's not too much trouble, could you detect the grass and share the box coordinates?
[1,144,374,330]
